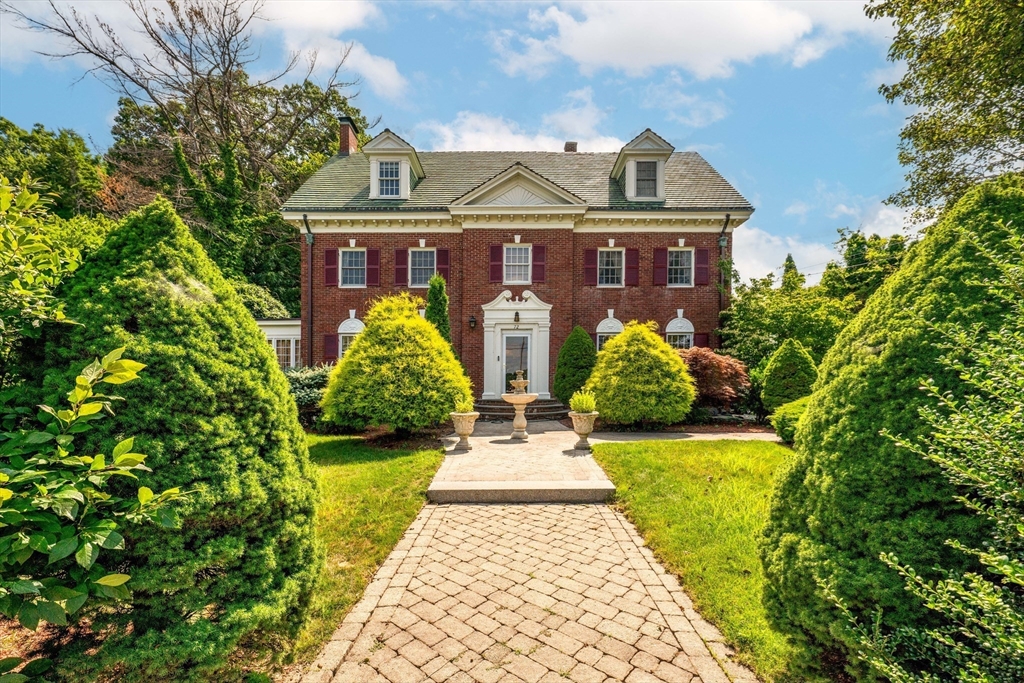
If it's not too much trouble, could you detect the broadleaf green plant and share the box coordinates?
[0,348,186,630]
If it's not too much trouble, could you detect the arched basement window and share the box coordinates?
[337,310,366,357]
[595,309,624,350]
[665,309,695,349]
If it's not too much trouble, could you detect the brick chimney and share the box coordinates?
[564,141,578,153]
[338,116,361,156]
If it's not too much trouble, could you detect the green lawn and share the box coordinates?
[291,435,444,661]
[592,439,801,682]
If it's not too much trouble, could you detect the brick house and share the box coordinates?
[280,117,753,400]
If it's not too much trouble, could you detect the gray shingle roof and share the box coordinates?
[282,151,752,212]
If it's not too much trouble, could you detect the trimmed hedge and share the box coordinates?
[759,174,1024,680]
[27,198,322,680]
[769,396,809,444]
[584,321,696,425]
[760,338,817,412]
[552,326,597,404]
[321,293,471,432]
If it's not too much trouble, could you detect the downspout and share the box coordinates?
[303,214,314,367]
[718,213,731,334]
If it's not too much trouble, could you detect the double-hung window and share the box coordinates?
[340,248,366,287]
[667,248,693,287]
[409,248,436,287]
[378,161,400,197]
[636,160,657,198]
[271,338,301,368]
[598,248,624,287]
[340,334,357,357]
[665,333,693,350]
[504,245,531,284]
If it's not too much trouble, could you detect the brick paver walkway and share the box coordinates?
[304,504,756,683]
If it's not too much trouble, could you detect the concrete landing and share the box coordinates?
[427,420,615,504]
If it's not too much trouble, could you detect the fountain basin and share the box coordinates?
[501,391,538,439]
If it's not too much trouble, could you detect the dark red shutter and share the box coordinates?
[694,333,710,348]
[394,249,408,286]
[532,245,546,283]
[653,248,668,286]
[489,245,503,283]
[324,248,338,287]
[366,248,380,286]
[583,248,598,286]
[625,248,640,286]
[323,335,339,363]
[695,248,710,285]
[437,247,450,281]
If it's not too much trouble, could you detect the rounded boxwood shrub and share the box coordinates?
[584,321,696,425]
[552,326,597,404]
[759,174,1024,680]
[760,338,817,413]
[769,395,809,445]
[26,198,322,681]
[321,292,472,433]
[229,277,290,319]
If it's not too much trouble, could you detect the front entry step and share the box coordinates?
[474,398,569,421]
[427,479,615,504]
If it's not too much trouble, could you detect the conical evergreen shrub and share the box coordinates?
[425,273,451,344]
[759,174,1024,680]
[760,338,817,412]
[584,321,695,425]
[321,292,472,432]
[27,198,321,681]
[552,326,597,404]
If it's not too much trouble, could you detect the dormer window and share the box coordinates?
[636,161,658,198]
[378,161,401,197]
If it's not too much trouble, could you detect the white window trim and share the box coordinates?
[339,247,367,288]
[503,244,532,285]
[597,247,625,288]
[369,157,412,200]
[667,246,695,289]
[596,334,616,351]
[268,337,301,368]
[625,157,666,202]
[339,334,358,357]
[666,333,694,350]
[408,247,436,288]
[377,160,401,198]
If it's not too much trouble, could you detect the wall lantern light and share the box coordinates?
[718,234,729,248]
[514,311,520,323]
[468,315,477,329]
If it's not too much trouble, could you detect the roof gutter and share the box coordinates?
[302,214,314,367]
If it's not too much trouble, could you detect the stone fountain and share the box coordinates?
[501,370,538,440]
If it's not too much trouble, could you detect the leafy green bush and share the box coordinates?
[229,278,290,319]
[842,226,1024,682]
[1,348,185,630]
[678,347,750,410]
[284,363,333,429]
[425,273,451,344]
[568,389,596,413]
[760,339,817,412]
[759,174,1024,681]
[584,321,696,425]
[24,198,322,681]
[552,326,597,404]
[769,396,809,445]
[39,213,116,259]
[321,293,472,433]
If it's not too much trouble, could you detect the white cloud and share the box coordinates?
[416,88,625,152]
[642,73,729,128]
[858,203,910,237]
[493,1,887,80]
[0,0,409,101]
[783,200,810,218]
[732,225,838,286]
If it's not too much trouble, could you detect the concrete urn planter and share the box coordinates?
[568,411,599,451]
[450,411,480,451]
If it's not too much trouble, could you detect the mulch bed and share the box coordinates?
[559,418,773,433]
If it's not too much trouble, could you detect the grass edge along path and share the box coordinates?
[290,435,444,663]
[592,439,802,683]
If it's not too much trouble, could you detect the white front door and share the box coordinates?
[502,333,530,393]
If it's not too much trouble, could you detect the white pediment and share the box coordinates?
[363,129,424,178]
[452,163,585,207]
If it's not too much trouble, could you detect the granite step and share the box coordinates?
[473,398,569,421]
[427,479,615,504]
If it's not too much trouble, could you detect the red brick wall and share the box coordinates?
[301,228,732,397]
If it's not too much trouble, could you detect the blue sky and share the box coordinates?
[0,1,911,283]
